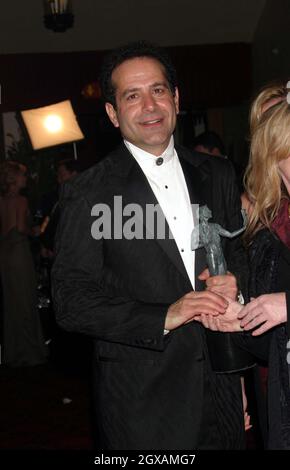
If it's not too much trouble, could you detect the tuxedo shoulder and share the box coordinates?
[205,153,234,173]
[177,144,233,173]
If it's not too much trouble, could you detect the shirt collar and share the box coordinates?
[124,136,175,171]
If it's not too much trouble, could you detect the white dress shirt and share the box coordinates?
[124,137,195,289]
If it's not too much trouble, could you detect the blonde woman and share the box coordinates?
[198,81,290,449]
[0,161,48,366]
[238,82,290,336]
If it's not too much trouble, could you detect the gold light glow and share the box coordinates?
[21,100,84,150]
[44,115,63,133]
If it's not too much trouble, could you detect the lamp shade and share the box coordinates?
[21,100,84,150]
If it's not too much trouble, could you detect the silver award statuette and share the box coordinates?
[191,205,247,276]
[191,205,255,373]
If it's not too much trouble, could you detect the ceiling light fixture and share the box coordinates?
[43,0,74,33]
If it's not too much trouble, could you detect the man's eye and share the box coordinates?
[154,88,165,95]
[127,94,138,101]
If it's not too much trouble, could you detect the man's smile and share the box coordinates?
[140,118,163,127]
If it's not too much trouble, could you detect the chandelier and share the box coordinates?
[43,0,74,32]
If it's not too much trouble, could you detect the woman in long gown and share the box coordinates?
[0,161,48,366]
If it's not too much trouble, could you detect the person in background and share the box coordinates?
[0,161,48,366]
[192,130,226,158]
[40,159,79,257]
[57,159,79,185]
[38,159,81,368]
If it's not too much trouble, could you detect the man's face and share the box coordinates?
[57,165,75,184]
[105,57,179,156]
[17,164,28,189]
[194,144,222,157]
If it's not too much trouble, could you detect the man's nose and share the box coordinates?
[142,93,156,112]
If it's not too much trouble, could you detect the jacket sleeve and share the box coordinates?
[222,162,249,302]
[51,180,170,351]
[232,331,271,363]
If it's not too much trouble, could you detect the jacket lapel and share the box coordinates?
[177,145,212,207]
[177,146,212,290]
[114,145,190,283]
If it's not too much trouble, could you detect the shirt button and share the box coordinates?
[165,185,168,189]
[156,157,163,166]
[173,216,177,220]
[181,248,184,253]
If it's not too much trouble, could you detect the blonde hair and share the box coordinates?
[244,81,290,242]
[0,161,23,196]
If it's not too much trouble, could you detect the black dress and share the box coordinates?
[0,228,48,366]
[236,228,290,449]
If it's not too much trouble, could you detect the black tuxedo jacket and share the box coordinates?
[52,143,247,449]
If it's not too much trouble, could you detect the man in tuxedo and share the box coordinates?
[52,41,248,449]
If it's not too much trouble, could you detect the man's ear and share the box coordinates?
[174,87,180,115]
[105,103,119,128]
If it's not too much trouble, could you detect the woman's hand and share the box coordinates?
[195,299,243,332]
[238,293,287,336]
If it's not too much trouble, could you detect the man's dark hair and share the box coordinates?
[99,40,178,107]
[192,131,226,156]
